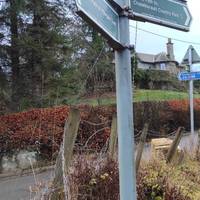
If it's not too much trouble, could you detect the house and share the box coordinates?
[135,39,180,74]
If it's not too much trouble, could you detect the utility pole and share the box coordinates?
[189,47,194,137]
[115,0,137,199]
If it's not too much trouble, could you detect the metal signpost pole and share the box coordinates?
[115,1,137,199]
[75,0,192,199]
[189,47,194,137]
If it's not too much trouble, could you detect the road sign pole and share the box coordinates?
[189,47,195,137]
[115,1,137,199]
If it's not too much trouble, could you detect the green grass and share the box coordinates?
[137,89,200,101]
[134,89,193,102]
[69,89,200,106]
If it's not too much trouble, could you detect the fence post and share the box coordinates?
[108,113,117,159]
[135,123,149,173]
[166,127,183,163]
[50,108,80,199]
[195,129,200,159]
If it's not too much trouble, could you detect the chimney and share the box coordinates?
[167,38,175,60]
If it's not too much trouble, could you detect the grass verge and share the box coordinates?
[73,90,200,106]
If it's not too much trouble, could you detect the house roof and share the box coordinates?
[136,53,155,63]
[136,52,177,64]
[154,52,170,62]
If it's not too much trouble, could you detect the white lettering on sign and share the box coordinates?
[133,0,181,20]
[133,0,158,12]
[91,0,117,27]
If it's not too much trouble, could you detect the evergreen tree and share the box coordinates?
[0,0,25,111]
[19,0,67,107]
[0,0,115,112]
[0,0,76,110]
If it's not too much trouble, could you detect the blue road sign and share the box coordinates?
[178,71,200,81]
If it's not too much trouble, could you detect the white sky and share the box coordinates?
[130,0,200,63]
[1,1,199,64]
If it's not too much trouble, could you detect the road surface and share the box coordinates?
[0,170,53,200]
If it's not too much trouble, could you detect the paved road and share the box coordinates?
[0,170,53,200]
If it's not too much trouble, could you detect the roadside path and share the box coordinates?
[0,169,53,200]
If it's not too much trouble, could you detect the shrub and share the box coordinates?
[63,156,192,200]
[167,99,200,131]
[134,69,186,91]
[134,101,172,134]
[69,155,119,200]
[1,99,200,158]
[0,105,114,157]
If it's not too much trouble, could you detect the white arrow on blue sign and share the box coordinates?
[178,71,200,81]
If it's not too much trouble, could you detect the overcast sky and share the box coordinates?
[129,0,200,63]
[1,1,199,63]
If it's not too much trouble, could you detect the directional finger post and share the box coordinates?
[75,0,137,200]
[74,0,192,199]
[130,0,192,31]
[108,0,126,10]
[75,0,122,49]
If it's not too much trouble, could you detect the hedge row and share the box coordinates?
[0,99,200,157]
[0,105,114,157]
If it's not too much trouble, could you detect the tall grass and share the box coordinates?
[54,154,194,200]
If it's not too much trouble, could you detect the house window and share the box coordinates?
[160,63,166,70]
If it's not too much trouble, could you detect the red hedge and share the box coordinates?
[168,99,200,111]
[0,105,115,157]
[1,99,200,157]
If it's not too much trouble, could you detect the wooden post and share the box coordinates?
[195,129,200,159]
[166,127,183,163]
[52,149,62,188]
[108,113,117,159]
[198,130,200,148]
[135,123,149,173]
[50,108,80,199]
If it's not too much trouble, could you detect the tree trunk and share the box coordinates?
[10,0,20,111]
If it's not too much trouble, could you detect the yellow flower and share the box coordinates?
[100,175,106,180]
[89,178,97,185]
[100,173,109,180]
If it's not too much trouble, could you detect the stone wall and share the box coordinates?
[0,150,37,173]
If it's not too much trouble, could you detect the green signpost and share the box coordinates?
[130,0,192,31]
[74,0,192,199]
[108,0,125,10]
[75,0,123,49]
